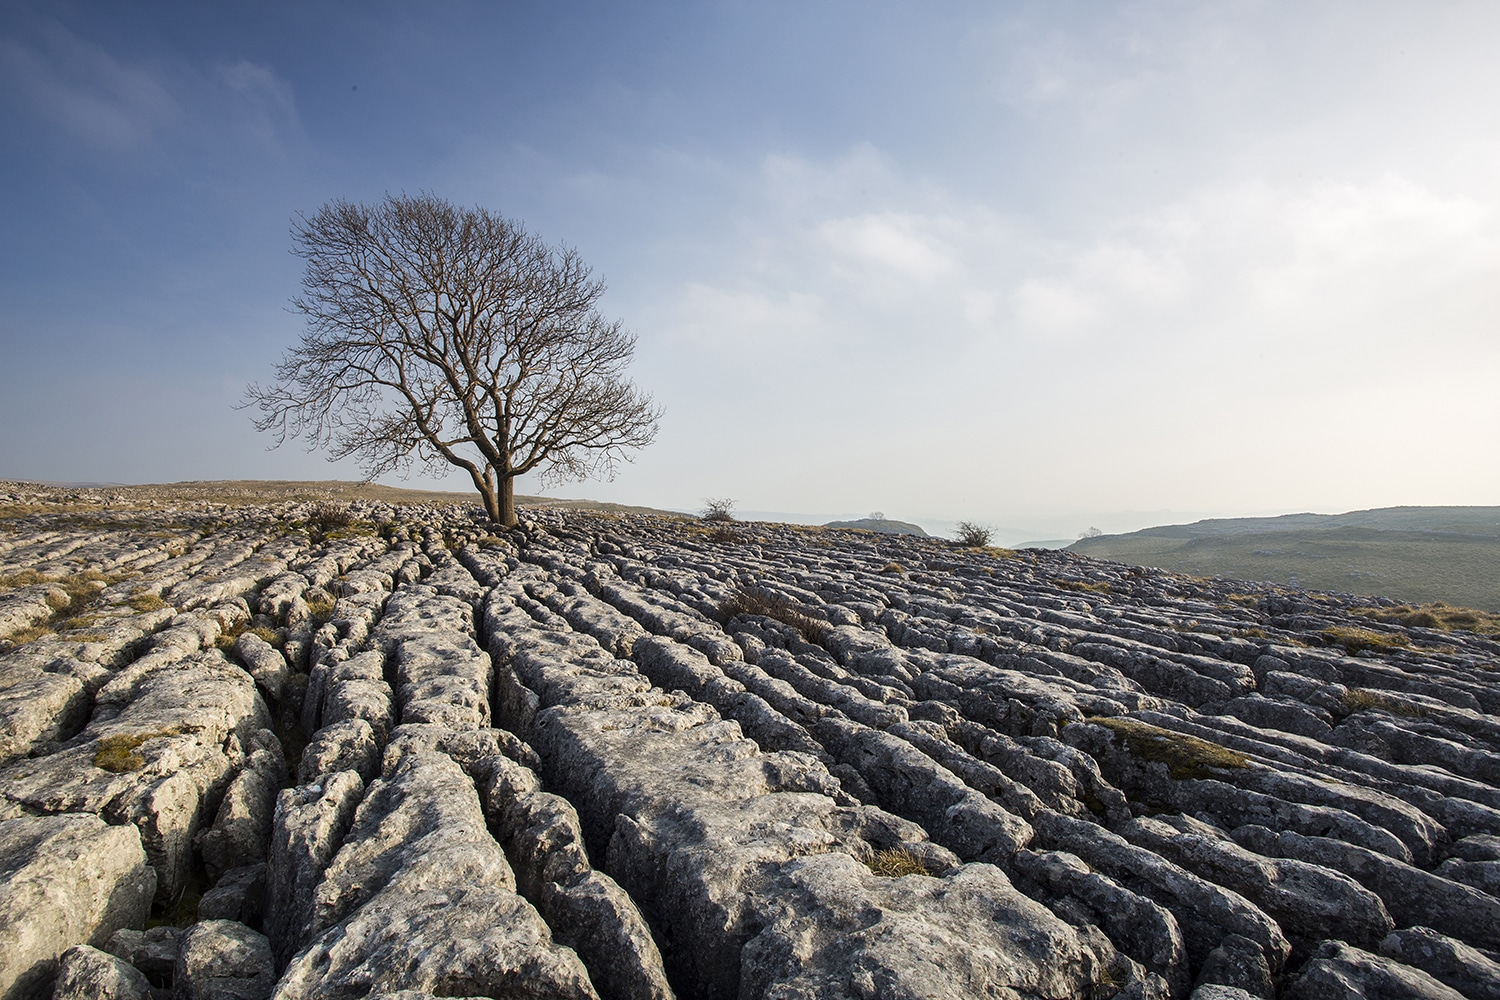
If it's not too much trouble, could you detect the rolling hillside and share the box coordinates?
[1069,505,1500,612]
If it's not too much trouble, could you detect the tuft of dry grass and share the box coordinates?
[880,562,907,575]
[0,569,54,588]
[1321,626,1409,655]
[719,587,829,642]
[304,594,337,619]
[1355,602,1500,637]
[863,848,931,878]
[1054,578,1112,595]
[1341,687,1431,718]
[124,592,167,613]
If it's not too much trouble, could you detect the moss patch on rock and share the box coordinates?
[1092,716,1250,780]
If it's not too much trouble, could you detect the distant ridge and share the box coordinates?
[823,517,929,536]
[1071,505,1500,612]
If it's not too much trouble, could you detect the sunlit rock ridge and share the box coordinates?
[2,481,1499,1000]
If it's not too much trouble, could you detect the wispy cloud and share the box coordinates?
[0,22,177,148]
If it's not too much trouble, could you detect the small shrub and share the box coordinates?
[953,521,993,547]
[708,525,740,544]
[880,562,907,575]
[1092,716,1249,780]
[700,498,736,522]
[1321,626,1409,655]
[863,848,931,878]
[719,587,828,642]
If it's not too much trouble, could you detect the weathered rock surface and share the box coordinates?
[49,944,153,1000]
[3,485,1500,998]
[0,814,155,1000]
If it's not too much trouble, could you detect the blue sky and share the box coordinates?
[2,1,1498,540]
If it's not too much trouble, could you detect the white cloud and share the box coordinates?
[819,212,957,282]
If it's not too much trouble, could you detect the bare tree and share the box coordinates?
[245,194,661,526]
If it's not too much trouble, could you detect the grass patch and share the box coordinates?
[863,848,931,878]
[1092,716,1250,780]
[1054,578,1113,594]
[1341,687,1432,718]
[304,594,337,619]
[1321,626,1410,655]
[708,525,741,544]
[4,624,52,645]
[124,592,167,613]
[880,562,907,575]
[719,587,829,642]
[0,569,54,588]
[1356,602,1500,637]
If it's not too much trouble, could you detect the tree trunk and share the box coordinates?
[498,474,516,527]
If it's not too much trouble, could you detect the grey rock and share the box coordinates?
[1284,940,1465,1000]
[264,770,364,970]
[198,733,286,880]
[197,864,267,927]
[1447,834,1500,862]
[538,872,674,1000]
[1122,815,1392,948]
[1032,810,1291,971]
[0,670,88,768]
[296,719,379,785]
[1195,933,1274,999]
[104,926,181,988]
[175,920,274,1000]
[274,751,597,1000]
[0,651,269,901]
[1234,824,1500,951]
[0,814,156,1000]
[49,944,152,1000]
[1378,926,1500,1000]
[234,634,290,703]
[1010,847,1188,992]
[740,854,1108,1000]
[1190,987,1258,1000]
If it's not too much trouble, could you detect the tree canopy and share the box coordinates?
[246,194,660,525]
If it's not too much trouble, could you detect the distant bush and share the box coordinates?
[708,524,740,544]
[700,498,736,522]
[954,521,993,547]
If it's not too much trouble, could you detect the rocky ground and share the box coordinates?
[2,482,1499,999]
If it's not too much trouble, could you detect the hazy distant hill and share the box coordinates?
[1069,506,1500,612]
[822,517,929,536]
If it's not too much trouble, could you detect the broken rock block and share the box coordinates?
[0,814,156,1000]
